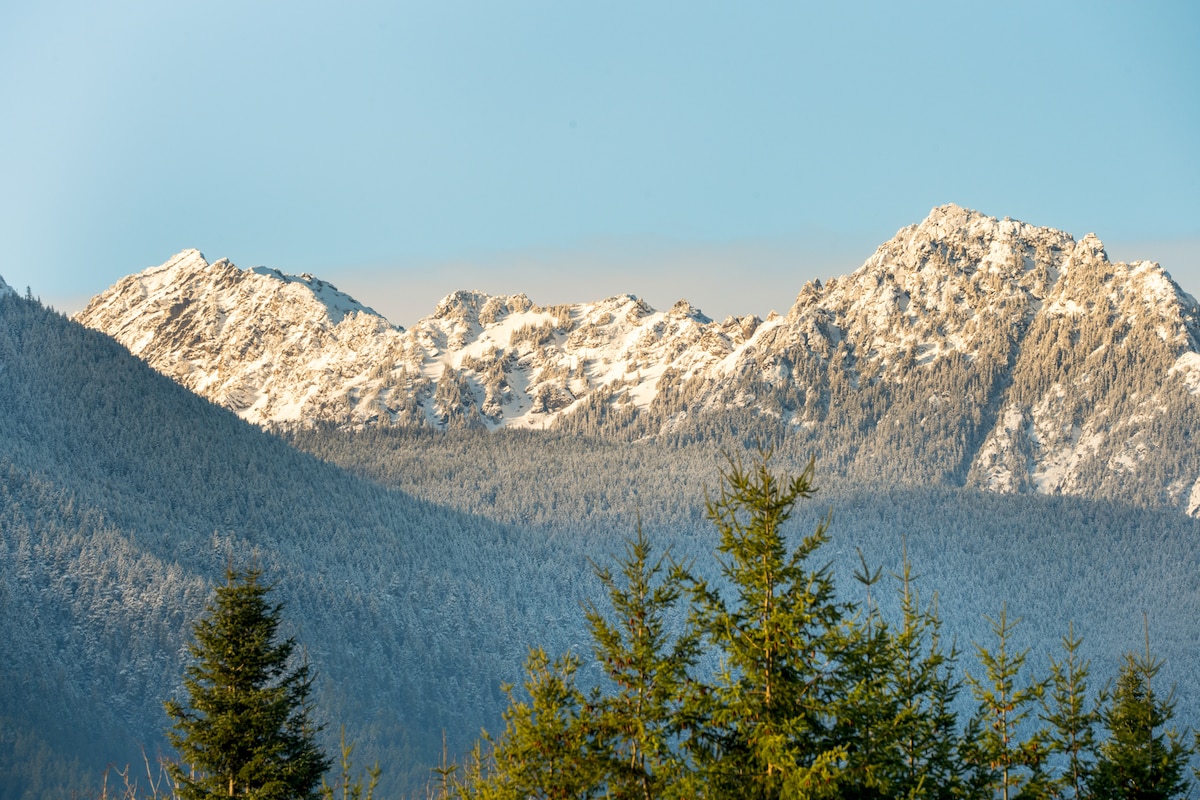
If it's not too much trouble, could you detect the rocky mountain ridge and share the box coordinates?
[72,204,1200,513]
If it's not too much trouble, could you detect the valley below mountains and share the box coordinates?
[77,204,1200,516]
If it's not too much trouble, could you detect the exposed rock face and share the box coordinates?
[75,250,402,423]
[75,205,1200,513]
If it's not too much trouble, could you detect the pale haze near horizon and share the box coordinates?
[1,2,1196,328]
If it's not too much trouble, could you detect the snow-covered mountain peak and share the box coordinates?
[0,274,14,298]
[81,249,392,338]
[922,202,982,232]
[770,205,1081,381]
[1049,232,1198,329]
[128,248,213,291]
[432,289,494,321]
[164,247,208,268]
[73,209,1200,515]
[74,251,403,422]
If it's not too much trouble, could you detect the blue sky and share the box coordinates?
[2,1,1196,326]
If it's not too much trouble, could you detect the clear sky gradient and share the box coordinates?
[2,1,1197,326]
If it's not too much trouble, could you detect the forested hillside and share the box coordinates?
[292,429,1200,748]
[4,290,1200,797]
[0,294,603,797]
[288,424,1200,751]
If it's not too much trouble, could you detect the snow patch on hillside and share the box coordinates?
[972,405,1025,493]
[1169,352,1200,396]
[1187,478,1200,517]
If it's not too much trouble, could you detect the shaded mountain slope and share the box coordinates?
[0,294,602,797]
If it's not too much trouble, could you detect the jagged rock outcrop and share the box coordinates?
[76,253,754,430]
[74,205,1200,514]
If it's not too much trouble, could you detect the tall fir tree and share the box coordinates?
[1040,624,1099,800]
[584,526,702,799]
[688,451,850,799]
[462,647,606,800]
[884,547,966,800]
[835,554,905,799]
[1089,647,1189,800]
[165,566,330,799]
[963,606,1050,800]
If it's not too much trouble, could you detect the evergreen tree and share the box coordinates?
[319,729,380,800]
[836,554,905,799]
[456,530,703,800]
[963,607,1050,800]
[584,527,702,799]
[688,451,850,799]
[885,548,966,799]
[464,648,606,800]
[1089,649,1189,800]
[1040,624,1099,800]
[165,566,330,799]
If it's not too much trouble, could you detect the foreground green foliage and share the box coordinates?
[448,451,1195,799]
[1089,649,1189,799]
[585,528,700,797]
[964,606,1050,799]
